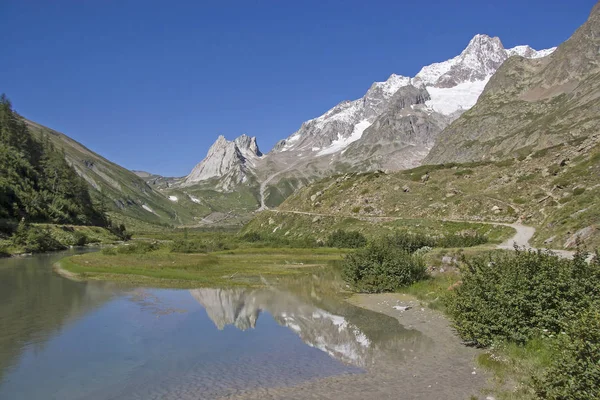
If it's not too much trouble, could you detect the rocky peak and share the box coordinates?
[389,85,430,109]
[434,34,507,88]
[463,34,504,56]
[234,134,262,157]
[181,134,261,189]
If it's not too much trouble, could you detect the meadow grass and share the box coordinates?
[57,246,346,288]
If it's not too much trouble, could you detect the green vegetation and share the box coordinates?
[397,248,600,399]
[0,95,132,254]
[340,231,490,294]
[268,139,600,250]
[101,240,160,255]
[238,231,320,248]
[244,212,513,245]
[58,245,345,288]
[0,223,122,256]
[448,248,600,346]
[326,229,367,248]
[342,240,426,293]
[0,95,104,229]
[10,221,64,253]
[535,308,600,399]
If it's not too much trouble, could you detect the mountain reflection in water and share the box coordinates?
[0,253,432,400]
[190,287,430,368]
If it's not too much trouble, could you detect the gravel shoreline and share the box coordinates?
[215,292,487,400]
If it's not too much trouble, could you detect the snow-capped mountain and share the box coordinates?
[182,134,261,190]
[272,74,411,156]
[177,34,555,201]
[270,34,554,159]
[414,35,557,115]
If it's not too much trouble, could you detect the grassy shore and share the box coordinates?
[57,247,346,288]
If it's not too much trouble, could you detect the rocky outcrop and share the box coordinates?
[340,86,451,171]
[182,134,262,190]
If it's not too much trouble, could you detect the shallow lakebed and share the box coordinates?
[0,251,485,400]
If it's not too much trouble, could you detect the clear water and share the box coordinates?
[0,251,428,400]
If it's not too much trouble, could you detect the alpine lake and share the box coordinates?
[0,249,484,400]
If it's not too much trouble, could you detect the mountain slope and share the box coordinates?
[425,5,600,164]
[0,97,104,230]
[250,135,600,250]
[24,119,207,227]
[252,36,554,204]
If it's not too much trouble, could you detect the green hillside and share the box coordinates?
[247,136,600,250]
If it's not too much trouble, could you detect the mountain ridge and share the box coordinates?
[172,35,555,209]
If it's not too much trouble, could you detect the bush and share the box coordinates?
[454,169,473,176]
[12,222,65,253]
[326,230,367,248]
[342,241,427,293]
[241,232,262,242]
[108,222,131,241]
[385,232,436,253]
[68,231,88,247]
[535,308,600,399]
[447,248,600,347]
[495,159,515,167]
[438,232,487,248]
[240,231,317,248]
[547,164,561,176]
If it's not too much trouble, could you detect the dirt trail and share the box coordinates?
[266,209,578,259]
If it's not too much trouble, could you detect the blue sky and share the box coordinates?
[1,0,595,176]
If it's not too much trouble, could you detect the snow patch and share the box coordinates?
[507,45,557,59]
[415,55,459,86]
[533,47,557,58]
[168,196,178,202]
[425,77,491,115]
[317,119,372,156]
[188,194,202,204]
[141,204,155,214]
